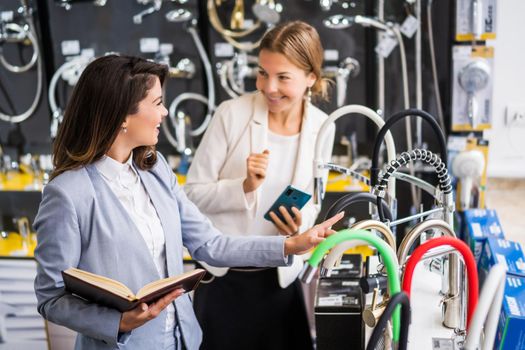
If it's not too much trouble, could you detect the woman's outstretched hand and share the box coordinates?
[284,212,344,256]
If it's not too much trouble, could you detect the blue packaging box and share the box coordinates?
[495,275,525,350]
[464,209,505,263]
[479,238,525,288]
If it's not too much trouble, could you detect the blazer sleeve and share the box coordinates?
[299,122,336,232]
[33,183,128,347]
[159,154,291,267]
[184,101,253,214]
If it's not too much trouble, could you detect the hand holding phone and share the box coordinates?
[264,186,312,235]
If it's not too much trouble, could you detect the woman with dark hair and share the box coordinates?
[33,55,342,350]
[184,21,335,349]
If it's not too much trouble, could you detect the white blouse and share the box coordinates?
[94,154,175,331]
[248,130,300,236]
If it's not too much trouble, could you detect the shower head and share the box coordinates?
[252,0,282,25]
[323,14,355,29]
[165,8,193,23]
[458,59,491,94]
[452,150,485,211]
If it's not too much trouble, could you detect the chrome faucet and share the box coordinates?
[397,219,464,330]
[133,0,162,24]
[323,57,360,107]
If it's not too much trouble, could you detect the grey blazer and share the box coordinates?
[33,153,290,350]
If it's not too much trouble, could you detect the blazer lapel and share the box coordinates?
[135,166,182,276]
[250,92,268,153]
[291,103,315,191]
[85,165,160,279]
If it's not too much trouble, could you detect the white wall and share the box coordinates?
[484,0,525,177]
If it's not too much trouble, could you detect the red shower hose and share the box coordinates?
[401,236,479,328]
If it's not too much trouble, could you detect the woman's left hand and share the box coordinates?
[284,212,344,256]
[269,206,302,236]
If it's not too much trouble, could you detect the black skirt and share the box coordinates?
[193,267,313,350]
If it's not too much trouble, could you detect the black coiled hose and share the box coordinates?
[370,109,447,188]
[373,149,452,222]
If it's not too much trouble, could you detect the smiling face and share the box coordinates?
[122,77,167,149]
[256,49,316,117]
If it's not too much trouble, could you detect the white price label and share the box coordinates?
[139,38,160,53]
[375,35,398,58]
[318,295,343,306]
[61,40,81,56]
[0,11,14,22]
[471,223,483,237]
[432,338,455,350]
[159,43,173,55]
[324,49,339,61]
[400,15,419,38]
[214,42,234,58]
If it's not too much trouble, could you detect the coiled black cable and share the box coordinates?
[366,291,411,350]
[373,149,452,222]
[370,109,447,188]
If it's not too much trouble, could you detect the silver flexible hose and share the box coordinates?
[48,57,89,117]
[427,0,446,131]
[392,25,420,207]
[186,24,215,136]
[0,18,42,123]
[0,23,38,73]
[163,22,216,151]
[373,149,453,198]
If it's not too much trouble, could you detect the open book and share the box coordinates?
[62,268,206,312]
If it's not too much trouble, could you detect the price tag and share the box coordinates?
[140,38,159,53]
[160,43,173,55]
[432,338,455,350]
[0,11,14,22]
[61,40,81,56]
[324,49,339,62]
[375,34,398,58]
[214,42,234,57]
[318,295,343,306]
[400,15,419,38]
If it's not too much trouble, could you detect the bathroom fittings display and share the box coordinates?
[0,0,43,124]
[163,15,216,153]
[402,236,479,332]
[300,229,401,341]
[207,0,280,52]
[323,14,413,156]
[322,57,360,107]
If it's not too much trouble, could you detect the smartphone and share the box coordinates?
[264,185,312,223]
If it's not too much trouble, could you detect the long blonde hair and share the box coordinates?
[259,21,331,101]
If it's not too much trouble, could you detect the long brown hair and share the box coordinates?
[51,55,168,180]
[259,21,330,101]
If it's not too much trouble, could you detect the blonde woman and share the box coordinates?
[185,21,335,349]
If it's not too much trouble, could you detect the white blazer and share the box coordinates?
[184,92,335,288]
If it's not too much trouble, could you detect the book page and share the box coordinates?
[64,268,135,299]
[136,269,204,299]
